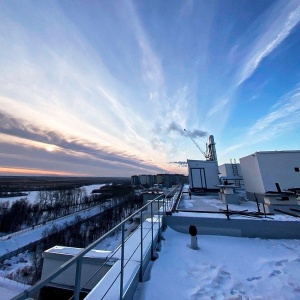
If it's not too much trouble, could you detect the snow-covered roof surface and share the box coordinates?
[131,189,300,299]
[133,226,300,299]
[45,246,111,258]
[178,189,300,221]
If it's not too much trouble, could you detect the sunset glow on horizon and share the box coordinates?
[0,167,86,177]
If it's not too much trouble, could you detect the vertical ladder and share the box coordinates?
[231,159,240,187]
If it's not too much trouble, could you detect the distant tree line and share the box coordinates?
[27,192,141,284]
[41,193,141,250]
[0,183,137,233]
[0,177,130,194]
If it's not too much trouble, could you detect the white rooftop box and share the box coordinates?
[187,159,219,191]
[240,151,300,201]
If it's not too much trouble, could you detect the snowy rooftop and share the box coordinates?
[131,189,300,299]
[178,187,300,222]
[133,226,300,299]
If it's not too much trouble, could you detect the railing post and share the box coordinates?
[74,258,82,300]
[162,197,165,230]
[151,201,154,258]
[156,197,162,252]
[139,209,143,281]
[158,197,160,234]
[120,223,125,299]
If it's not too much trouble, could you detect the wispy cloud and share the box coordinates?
[0,1,173,173]
[221,83,300,156]
[207,98,230,117]
[236,0,300,86]
[208,0,300,132]
[180,0,194,18]
[127,1,164,92]
[0,110,167,175]
[248,84,300,137]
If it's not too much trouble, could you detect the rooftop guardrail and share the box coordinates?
[12,183,183,300]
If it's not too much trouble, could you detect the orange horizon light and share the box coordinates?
[0,167,86,177]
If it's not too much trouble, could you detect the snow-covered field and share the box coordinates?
[82,183,108,195]
[0,183,107,205]
[134,227,300,300]
[0,191,38,204]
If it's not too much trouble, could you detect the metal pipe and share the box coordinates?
[158,198,161,239]
[74,259,82,300]
[139,209,143,282]
[151,201,154,258]
[120,223,125,299]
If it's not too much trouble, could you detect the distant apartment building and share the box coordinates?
[131,175,139,186]
[131,173,187,188]
[138,175,147,186]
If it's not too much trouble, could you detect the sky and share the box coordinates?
[1,0,300,177]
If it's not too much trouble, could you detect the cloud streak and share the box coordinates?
[206,0,300,136]
[0,1,174,174]
[0,110,167,175]
[248,84,300,137]
[220,83,300,157]
[236,0,300,87]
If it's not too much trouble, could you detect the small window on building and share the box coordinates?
[295,167,300,172]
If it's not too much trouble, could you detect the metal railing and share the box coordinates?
[0,197,122,242]
[12,183,183,300]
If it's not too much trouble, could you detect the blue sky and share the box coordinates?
[0,0,300,177]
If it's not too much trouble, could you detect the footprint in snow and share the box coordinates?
[269,270,281,277]
[212,269,231,286]
[275,259,288,266]
[246,276,262,281]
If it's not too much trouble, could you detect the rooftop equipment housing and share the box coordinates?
[187,159,219,192]
[240,151,300,202]
[218,161,244,187]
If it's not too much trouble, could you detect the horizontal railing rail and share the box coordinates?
[12,183,183,300]
[0,197,120,242]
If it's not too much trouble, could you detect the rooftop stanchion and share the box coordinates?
[74,258,82,300]
[139,209,143,282]
[120,223,125,299]
[151,201,154,259]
